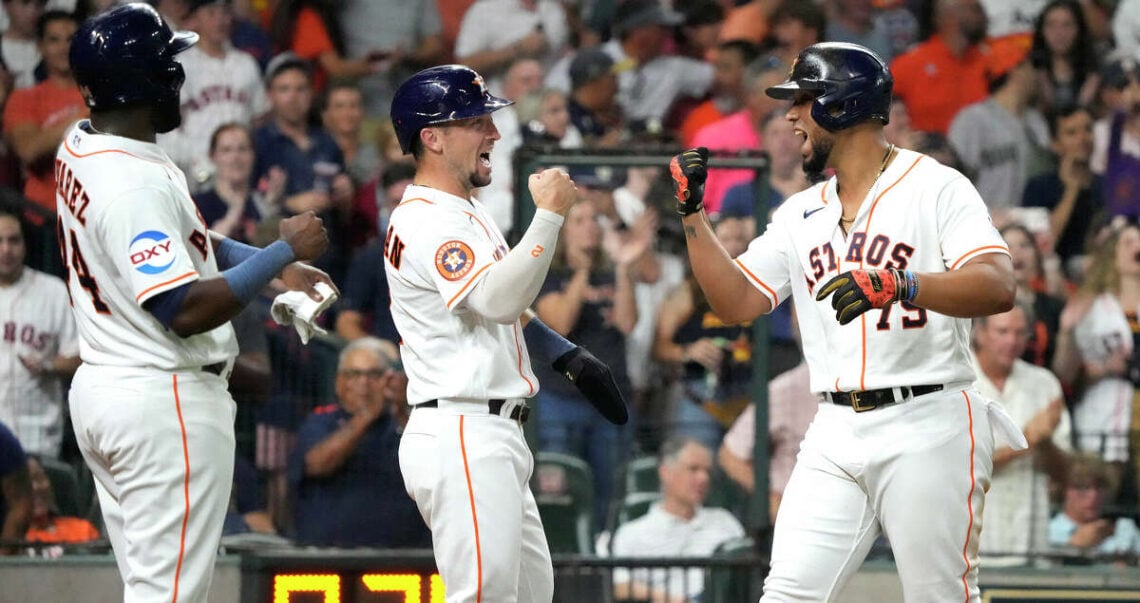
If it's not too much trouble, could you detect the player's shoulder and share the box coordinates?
[895,149,966,190]
[771,180,829,223]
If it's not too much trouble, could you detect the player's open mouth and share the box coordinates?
[479,152,491,167]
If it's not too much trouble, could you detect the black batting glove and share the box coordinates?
[670,147,709,216]
[552,346,629,425]
[815,268,918,325]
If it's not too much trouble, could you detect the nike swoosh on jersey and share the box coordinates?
[803,206,825,219]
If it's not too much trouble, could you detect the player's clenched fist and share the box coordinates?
[669,147,708,216]
[278,211,329,261]
[815,268,919,325]
[528,168,577,217]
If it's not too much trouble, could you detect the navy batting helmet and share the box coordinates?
[766,42,892,132]
[70,3,197,112]
[390,65,511,154]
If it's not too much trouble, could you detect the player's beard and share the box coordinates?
[151,97,183,134]
[803,133,832,179]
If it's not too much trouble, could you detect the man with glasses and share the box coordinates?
[287,336,430,547]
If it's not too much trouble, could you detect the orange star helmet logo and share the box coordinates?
[472,74,487,94]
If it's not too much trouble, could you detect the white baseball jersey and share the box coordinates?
[55,120,238,369]
[1071,292,1134,461]
[157,45,269,183]
[735,148,1010,393]
[384,184,538,403]
[0,268,78,457]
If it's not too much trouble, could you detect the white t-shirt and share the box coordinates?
[611,503,746,599]
[384,184,539,402]
[735,148,1010,393]
[1070,293,1134,462]
[55,121,238,369]
[974,356,1071,565]
[454,0,569,94]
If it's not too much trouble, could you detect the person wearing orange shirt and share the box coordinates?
[2,10,85,214]
[23,455,99,548]
[889,0,990,135]
[680,40,760,147]
[268,0,381,93]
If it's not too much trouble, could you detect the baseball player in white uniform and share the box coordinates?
[60,5,331,601]
[156,0,269,187]
[0,206,80,459]
[671,43,1024,602]
[386,64,626,603]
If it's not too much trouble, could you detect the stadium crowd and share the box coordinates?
[1,0,1140,584]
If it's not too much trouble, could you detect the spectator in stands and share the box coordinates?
[551,0,713,139]
[454,0,569,95]
[228,0,271,69]
[675,0,725,62]
[1090,54,1140,220]
[1,0,45,89]
[973,303,1071,566]
[23,455,99,551]
[719,107,810,220]
[765,0,825,67]
[1001,224,1067,369]
[516,87,581,148]
[824,0,895,63]
[0,205,79,459]
[890,0,991,134]
[157,0,269,189]
[254,53,353,282]
[2,9,83,214]
[679,40,761,147]
[336,0,446,117]
[655,216,756,451]
[718,313,816,523]
[193,123,276,242]
[0,421,31,555]
[268,0,383,94]
[478,56,545,233]
[348,154,414,249]
[949,33,1052,212]
[1031,0,1100,114]
[288,337,430,548]
[874,0,920,60]
[1049,453,1140,562]
[566,49,624,148]
[691,55,787,214]
[611,437,745,602]
[321,81,379,187]
[1052,220,1140,494]
[535,198,651,525]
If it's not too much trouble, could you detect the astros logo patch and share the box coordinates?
[435,240,475,281]
[128,230,176,275]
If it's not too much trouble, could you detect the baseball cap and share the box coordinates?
[265,51,312,86]
[569,49,616,89]
[983,33,1033,82]
[570,165,625,190]
[613,0,684,36]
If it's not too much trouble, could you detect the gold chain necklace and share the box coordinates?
[840,143,895,225]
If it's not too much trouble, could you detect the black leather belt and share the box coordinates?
[826,384,943,412]
[203,362,226,376]
[417,399,530,424]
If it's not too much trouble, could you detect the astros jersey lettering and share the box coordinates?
[384,184,538,403]
[55,120,238,369]
[735,147,1009,393]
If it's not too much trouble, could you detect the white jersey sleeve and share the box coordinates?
[936,173,1009,270]
[734,200,798,309]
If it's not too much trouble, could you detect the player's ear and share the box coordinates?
[420,127,443,154]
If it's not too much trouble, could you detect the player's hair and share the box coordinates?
[657,436,709,467]
[36,9,78,41]
[338,336,398,372]
[207,122,253,156]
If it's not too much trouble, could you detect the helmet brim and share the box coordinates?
[170,31,199,55]
[765,80,824,100]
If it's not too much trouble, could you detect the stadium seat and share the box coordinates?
[623,455,659,495]
[616,491,660,527]
[533,451,595,555]
[39,457,82,517]
[705,536,756,602]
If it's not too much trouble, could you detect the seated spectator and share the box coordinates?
[321,81,380,188]
[948,33,1052,213]
[1030,0,1100,114]
[269,0,382,94]
[2,10,85,214]
[611,437,745,602]
[678,40,760,148]
[516,87,581,148]
[349,160,415,250]
[718,107,810,220]
[453,0,569,95]
[1022,105,1103,270]
[23,455,99,553]
[1090,54,1140,220]
[1049,453,1140,563]
[0,421,31,555]
[193,123,276,242]
[1001,224,1067,368]
[1,0,45,89]
[288,337,430,548]
[718,334,816,523]
[973,303,1071,566]
[674,0,724,63]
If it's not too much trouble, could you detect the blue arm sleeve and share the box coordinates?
[215,236,260,269]
[523,318,577,365]
[144,283,191,329]
[221,240,295,304]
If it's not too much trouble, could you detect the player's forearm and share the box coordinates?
[717,445,755,493]
[464,209,564,324]
[910,254,1015,318]
[681,212,770,323]
[167,279,245,337]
